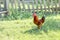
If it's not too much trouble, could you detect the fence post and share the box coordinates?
[22,0,25,11]
[47,0,50,12]
[27,2,30,11]
[4,0,7,11]
[35,0,38,11]
[0,1,1,10]
[0,1,1,12]
[18,0,21,11]
[58,0,60,14]
[32,0,34,12]
[40,0,43,13]
[43,0,46,13]
[4,0,9,17]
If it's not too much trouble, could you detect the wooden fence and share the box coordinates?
[0,0,60,13]
[0,0,8,17]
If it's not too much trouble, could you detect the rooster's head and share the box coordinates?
[33,12,37,17]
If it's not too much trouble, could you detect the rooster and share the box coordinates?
[33,12,45,29]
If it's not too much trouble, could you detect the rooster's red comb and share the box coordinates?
[33,12,37,16]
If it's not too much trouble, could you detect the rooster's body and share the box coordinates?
[33,12,45,29]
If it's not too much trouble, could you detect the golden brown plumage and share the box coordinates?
[33,12,45,29]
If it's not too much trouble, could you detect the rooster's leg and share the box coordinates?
[38,26,40,29]
[38,25,42,29]
[40,26,42,30]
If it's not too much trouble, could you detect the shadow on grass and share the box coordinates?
[23,26,48,35]
[44,19,60,31]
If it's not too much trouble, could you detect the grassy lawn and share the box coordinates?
[0,15,60,40]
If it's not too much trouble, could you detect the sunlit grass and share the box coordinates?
[0,15,60,40]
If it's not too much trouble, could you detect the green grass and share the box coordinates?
[0,15,60,40]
